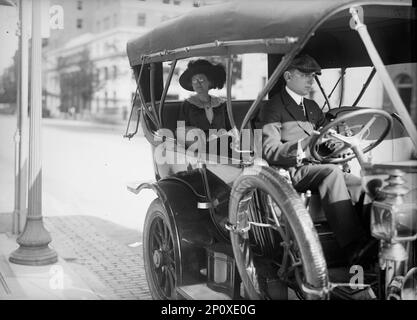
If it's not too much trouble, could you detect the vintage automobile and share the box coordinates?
[124,0,416,300]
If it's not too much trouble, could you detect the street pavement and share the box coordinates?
[0,114,155,299]
[0,114,156,232]
[44,215,152,300]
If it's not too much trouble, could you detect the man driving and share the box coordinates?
[256,54,371,263]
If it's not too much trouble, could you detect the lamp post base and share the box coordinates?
[9,245,58,266]
[9,216,58,266]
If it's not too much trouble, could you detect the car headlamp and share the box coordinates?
[371,201,417,241]
[370,169,417,242]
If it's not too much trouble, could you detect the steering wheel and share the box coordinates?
[309,108,393,165]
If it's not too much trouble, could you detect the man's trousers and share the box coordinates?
[290,163,366,248]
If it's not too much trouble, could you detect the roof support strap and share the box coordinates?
[315,75,333,110]
[138,64,158,134]
[149,63,161,128]
[159,60,177,124]
[226,56,238,142]
[350,6,417,147]
[239,48,300,132]
[352,67,376,107]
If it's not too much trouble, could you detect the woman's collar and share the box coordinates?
[186,95,225,109]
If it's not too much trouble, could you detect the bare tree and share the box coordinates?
[0,52,17,105]
[56,49,104,114]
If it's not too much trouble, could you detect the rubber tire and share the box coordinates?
[229,166,329,300]
[143,198,178,300]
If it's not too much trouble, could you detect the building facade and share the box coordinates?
[43,0,203,122]
[43,0,416,127]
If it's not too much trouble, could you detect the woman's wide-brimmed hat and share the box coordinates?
[179,59,226,91]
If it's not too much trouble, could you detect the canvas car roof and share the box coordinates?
[126,0,414,67]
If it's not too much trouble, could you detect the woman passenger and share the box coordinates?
[178,59,231,139]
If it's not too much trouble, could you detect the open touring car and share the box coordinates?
[124,0,417,300]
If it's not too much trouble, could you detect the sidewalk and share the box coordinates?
[0,214,152,300]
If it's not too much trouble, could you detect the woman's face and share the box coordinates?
[191,73,210,94]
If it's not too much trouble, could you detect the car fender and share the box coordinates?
[127,174,224,286]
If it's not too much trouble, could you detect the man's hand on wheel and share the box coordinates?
[322,128,344,151]
[312,128,352,159]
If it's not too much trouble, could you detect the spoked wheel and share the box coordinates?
[143,199,177,300]
[229,166,329,300]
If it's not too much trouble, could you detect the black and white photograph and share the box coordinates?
[0,0,416,307]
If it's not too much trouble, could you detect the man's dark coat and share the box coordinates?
[256,88,327,168]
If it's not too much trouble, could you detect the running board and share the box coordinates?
[176,284,232,300]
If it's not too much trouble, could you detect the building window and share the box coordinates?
[173,0,181,5]
[113,14,118,27]
[163,0,170,4]
[395,73,413,113]
[95,69,100,82]
[113,66,118,79]
[76,19,83,29]
[96,20,101,32]
[77,1,83,10]
[137,13,146,26]
[104,67,108,80]
[193,0,201,7]
[103,17,110,30]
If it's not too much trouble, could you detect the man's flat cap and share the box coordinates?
[287,54,321,75]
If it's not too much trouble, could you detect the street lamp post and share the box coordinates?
[12,0,30,235]
[0,0,27,238]
[9,0,58,266]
